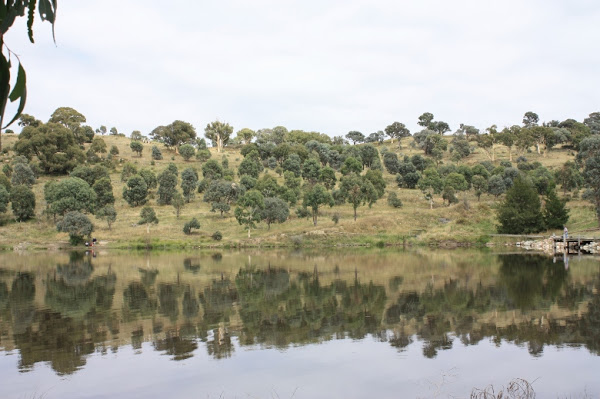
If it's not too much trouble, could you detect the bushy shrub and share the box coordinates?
[387,192,403,208]
[183,218,200,235]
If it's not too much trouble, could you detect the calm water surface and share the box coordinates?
[0,249,599,398]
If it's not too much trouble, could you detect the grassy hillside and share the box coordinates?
[0,133,596,250]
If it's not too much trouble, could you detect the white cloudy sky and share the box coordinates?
[4,0,600,137]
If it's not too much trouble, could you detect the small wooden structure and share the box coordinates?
[553,236,600,254]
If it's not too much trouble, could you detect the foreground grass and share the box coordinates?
[0,134,597,250]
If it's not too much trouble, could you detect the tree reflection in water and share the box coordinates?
[0,251,599,376]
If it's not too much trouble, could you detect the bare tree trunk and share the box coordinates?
[354,207,357,221]
[247,227,251,238]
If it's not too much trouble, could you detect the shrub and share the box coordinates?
[56,211,94,245]
[332,213,340,224]
[387,192,403,208]
[11,163,36,187]
[152,146,163,160]
[130,141,143,157]
[183,218,201,235]
[179,144,195,161]
[123,175,148,206]
[10,185,35,221]
[211,231,223,241]
[97,205,117,229]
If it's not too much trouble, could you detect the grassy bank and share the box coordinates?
[0,133,597,250]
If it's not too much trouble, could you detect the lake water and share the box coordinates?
[0,249,599,398]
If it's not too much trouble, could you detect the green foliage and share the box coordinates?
[383,152,400,174]
[157,170,178,205]
[14,122,85,174]
[303,184,334,225]
[341,156,362,175]
[196,149,211,163]
[92,177,115,209]
[0,1,56,147]
[442,185,459,205]
[120,162,138,182]
[122,175,148,207]
[282,153,302,176]
[96,205,117,230]
[487,175,506,198]
[151,145,163,160]
[410,154,427,171]
[179,144,195,161]
[181,167,199,202]
[183,218,200,235]
[418,167,443,194]
[56,211,94,245]
[205,120,233,153]
[360,144,379,169]
[87,137,107,162]
[0,185,9,214]
[139,206,159,225]
[139,168,158,190]
[10,185,35,221]
[331,213,340,224]
[239,175,257,191]
[396,169,420,189]
[444,172,469,192]
[236,128,255,145]
[172,192,185,218]
[235,190,265,237]
[340,175,378,220]
[70,165,109,186]
[211,231,223,241]
[364,169,386,198]
[497,177,545,234]
[556,161,583,194]
[318,166,337,190]
[385,122,410,143]
[260,197,289,229]
[130,141,143,157]
[2,163,12,178]
[450,135,471,160]
[238,156,261,179]
[529,166,555,195]
[11,162,35,187]
[45,177,96,216]
[345,131,365,144]
[204,180,245,216]
[543,189,569,229]
[49,107,90,142]
[166,162,179,176]
[130,130,143,141]
[109,145,119,156]
[150,120,197,149]
[387,192,403,208]
[471,175,488,201]
[202,159,224,180]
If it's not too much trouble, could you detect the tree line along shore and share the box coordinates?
[0,108,598,250]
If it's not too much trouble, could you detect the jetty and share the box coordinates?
[552,236,600,254]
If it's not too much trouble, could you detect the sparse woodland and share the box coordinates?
[0,109,598,249]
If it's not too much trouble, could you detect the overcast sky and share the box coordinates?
[4,0,600,138]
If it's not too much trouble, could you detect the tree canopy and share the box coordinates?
[150,120,196,150]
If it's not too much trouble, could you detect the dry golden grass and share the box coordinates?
[0,133,596,249]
